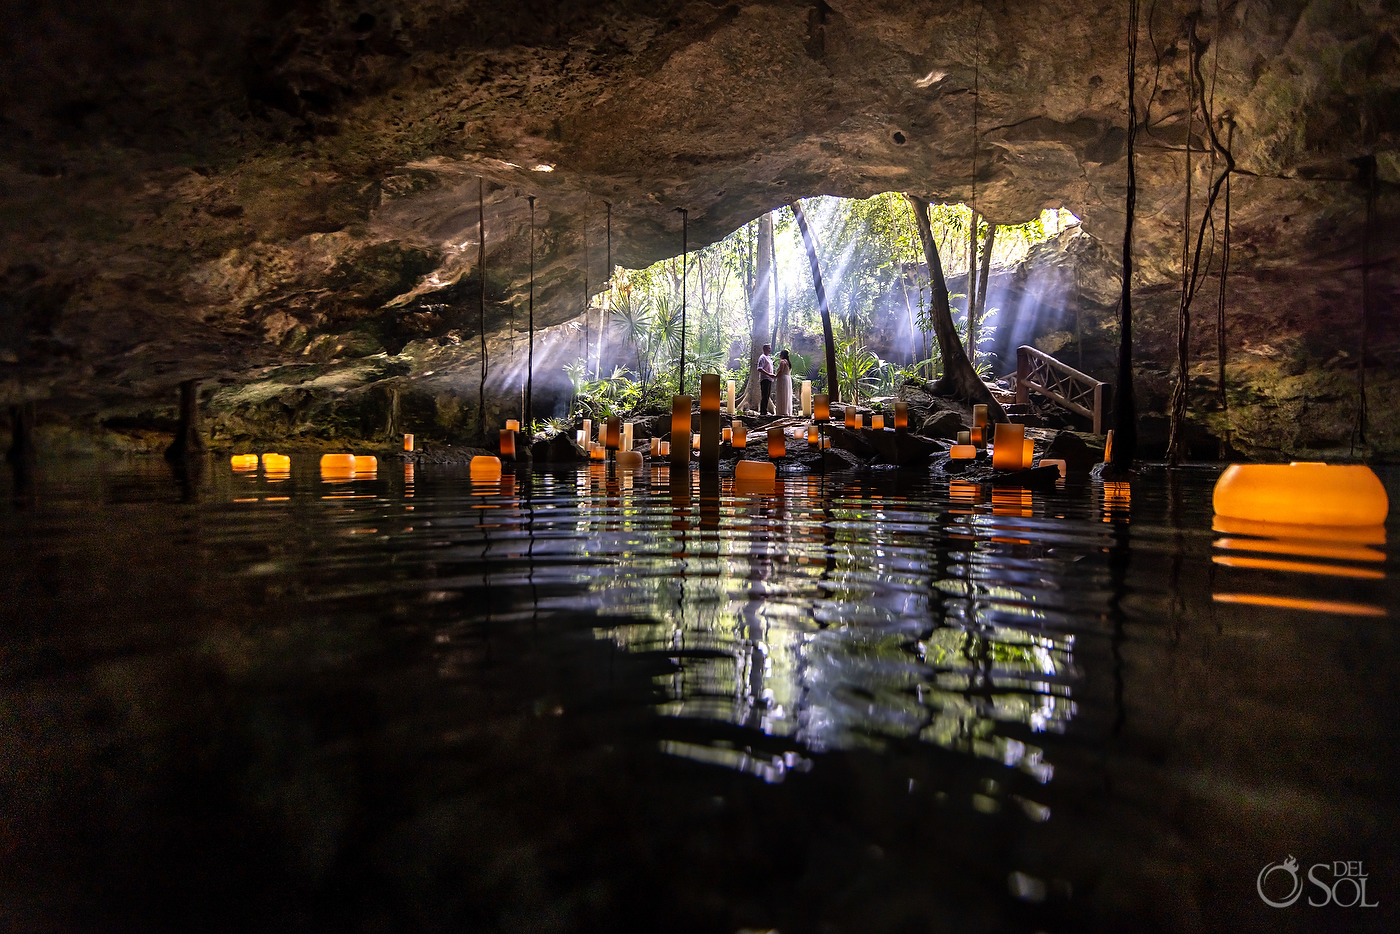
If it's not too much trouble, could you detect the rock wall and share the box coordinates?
[1,1,1397,457]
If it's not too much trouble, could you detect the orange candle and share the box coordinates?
[469,455,502,481]
[992,423,1026,471]
[505,419,520,432]
[871,414,884,430]
[814,394,830,421]
[1023,438,1035,466]
[230,454,258,471]
[651,438,661,457]
[732,423,747,448]
[767,427,785,458]
[723,427,732,443]
[500,429,516,459]
[403,433,415,452]
[807,423,819,443]
[893,402,908,431]
[735,460,777,482]
[950,444,976,460]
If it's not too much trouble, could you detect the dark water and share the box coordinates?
[2,457,1397,934]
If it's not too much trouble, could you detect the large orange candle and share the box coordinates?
[893,402,908,431]
[500,429,516,459]
[699,373,721,468]
[814,394,829,421]
[992,423,1026,471]
[505,419,520,432]
[403,433,415,452]
[871,414,884,430]
[767,427,785,458]
[732,422,747,448]
[670,395,692,466]
[949,444,976,460]
[470,455,502,481]
[230,454,258,471]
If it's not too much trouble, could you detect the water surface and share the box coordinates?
[2,458,1397,933]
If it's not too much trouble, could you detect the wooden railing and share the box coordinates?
[1015,345,1107,435]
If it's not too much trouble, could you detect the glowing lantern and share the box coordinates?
[616,451,644,469]
[723,427,732,444]
[262,453,291,474]
[353,455,378,475]
[320,454,357,480]
[893,402,908,431]
[807,423,819,444]
[670,396,692,466]
[732,422,747,448]
[403,433,415,452]
[699,374,721,468]
[1023,438,1035,466]
[505,419,520,432]
[973,404,988,429]
[949,444,976,460]
[735,460,777,482]
[469,455,502,481]
[872,414,885,431]
[1213,463,1389,526]
[500,429,516,459]
[801,381,812,416]
[992,423,1026,471]
[814,394,830,421]
[768,427,785,458]
[230,454,259,471]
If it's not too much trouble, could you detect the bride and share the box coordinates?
[775,350,793,416]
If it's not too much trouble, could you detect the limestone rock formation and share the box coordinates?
[1,1,1396,457]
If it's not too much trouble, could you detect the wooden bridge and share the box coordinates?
[1014,345,1108,435]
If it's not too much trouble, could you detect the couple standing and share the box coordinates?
[756,343,792,416]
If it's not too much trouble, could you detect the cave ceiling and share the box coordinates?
[2,0,1398,452]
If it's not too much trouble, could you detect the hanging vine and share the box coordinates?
[1165,14,1235,465]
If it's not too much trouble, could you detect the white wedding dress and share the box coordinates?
[775,362,793,416]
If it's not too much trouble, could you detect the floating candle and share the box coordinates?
[950,444,976,460]
[320,454,356,480]
[353,455,378,475]
[403,433,414,452]
[1213,463,1389,526]
[616,451,644,469]
[469,455,502,481]
[261,453,290,473]
[230,454,258,471]
[735,460,777,482]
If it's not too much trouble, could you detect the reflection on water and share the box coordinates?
[1,458,1397,934]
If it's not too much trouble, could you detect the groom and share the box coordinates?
[756,344,775,416]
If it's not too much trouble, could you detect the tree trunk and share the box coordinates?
[790,200,840,404]
[971,222,996,368]
[1108,0,1142,477]
[906,195,1006,420]
[966,209,979,354]
[743,212,774,410]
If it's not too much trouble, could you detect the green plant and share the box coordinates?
[832,325,880,404]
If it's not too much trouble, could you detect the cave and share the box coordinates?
[2,3,1397,933]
